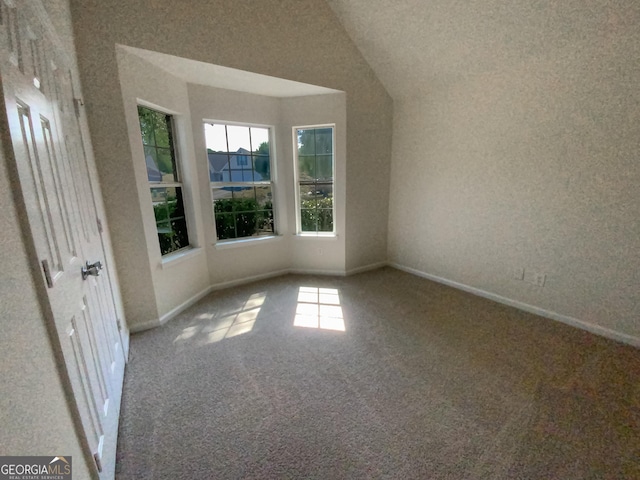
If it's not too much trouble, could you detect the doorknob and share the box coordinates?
[81,260,103,280]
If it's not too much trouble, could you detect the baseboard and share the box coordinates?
[160,285,214,324]
[129,318,163,334]
[210,269,291,291]
[345,261,388,276]
[288,268,347,276]
[389,262,640,349]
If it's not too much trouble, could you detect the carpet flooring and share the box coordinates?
[115,267,640,479]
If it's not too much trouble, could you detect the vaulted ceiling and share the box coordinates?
[326,0,640,99]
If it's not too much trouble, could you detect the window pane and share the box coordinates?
[226,125,251,151]
[297,129,315,155]
[235,211,257,238]
[156,147,176,180]
[300,209,316,232]
[316,184,333,208]
[232,186,256,203]
[316,155,332,181]
[255,185,272,209]
[138,106,157,145]
[315,128,333,154]
[317,209,334,232]
[171,187,186,218]
[139,106,189,255]
[250,127,269,151]
[152,187,185,223]
[145,147,162,182]
[215,213,235,240]
[299,185,318,210]
[154,114,171,148]
[212,188,233,215]
[207,123,276,242]
[154,187,190,255]
[169,217,189,250]
[151,187,170,222]
[205,123,228,152]
[295,126,334,234]
[256,210,274,235]
[229,169,254,182]
[298,156,315,180]
[252,154,270,181]
[207,152,229,183]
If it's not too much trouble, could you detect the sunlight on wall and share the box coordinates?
[294,287,345,331]
[173,292,266,346]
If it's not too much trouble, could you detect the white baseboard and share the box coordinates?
[130,263,391,332]
[288,268,347,276]
[345,261,388,276]
[209,269,291,291]
[390,262,640,349]
[128,318,162,334]
[129,285,214,333]
[159,285,214,324]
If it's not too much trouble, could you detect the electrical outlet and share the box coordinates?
[513,267,525,280]
[534,273,546,287]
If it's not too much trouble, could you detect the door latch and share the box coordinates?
[81,260,103,280]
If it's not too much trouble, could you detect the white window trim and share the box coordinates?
[215,234,284,250]
[160,246,203,269]
[138,103,194,257]
[292,124,336,236]
[204,121,278,245]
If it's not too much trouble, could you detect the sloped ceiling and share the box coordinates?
[326,0,639,99]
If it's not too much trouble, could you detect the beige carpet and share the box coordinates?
[116,267,640,479]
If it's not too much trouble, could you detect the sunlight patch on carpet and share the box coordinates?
[294,287,345,331]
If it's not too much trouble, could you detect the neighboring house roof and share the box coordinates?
[145,154,162,182]
[208,148,263,182]
[207,152,228,177]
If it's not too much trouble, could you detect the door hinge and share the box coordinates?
[117,319,122,331]
[96,217,103,233]
[93,452,102,473]
[41,259,53,288]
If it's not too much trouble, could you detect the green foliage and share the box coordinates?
[298,128,332,155]
[214,198,274,240]
[153,192,188,255]
[255,142,269,155]
[301,197,333,232]
[138,106,174,174]
[253,142,270,179]
[297,128,333,181]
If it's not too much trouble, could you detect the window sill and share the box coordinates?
[215,235,283,250]
[160,247,203,269]
[294,233,338,239]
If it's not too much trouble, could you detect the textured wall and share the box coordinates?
[387,34,640,341]
[327,0,640,342]
[281,94,348,273]
[116,50,210,321]
[188,84,291,285]
[70,0,393,308]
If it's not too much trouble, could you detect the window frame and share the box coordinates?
[292,124,336,236]
[137,104,191,257]
[204,120,278,244]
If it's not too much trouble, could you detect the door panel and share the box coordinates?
[0,1,127,478]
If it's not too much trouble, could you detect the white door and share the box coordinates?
[0,1,127,478]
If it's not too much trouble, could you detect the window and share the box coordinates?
[294,126,334,234]
[138,106,190,255]
[205,123,275,241]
